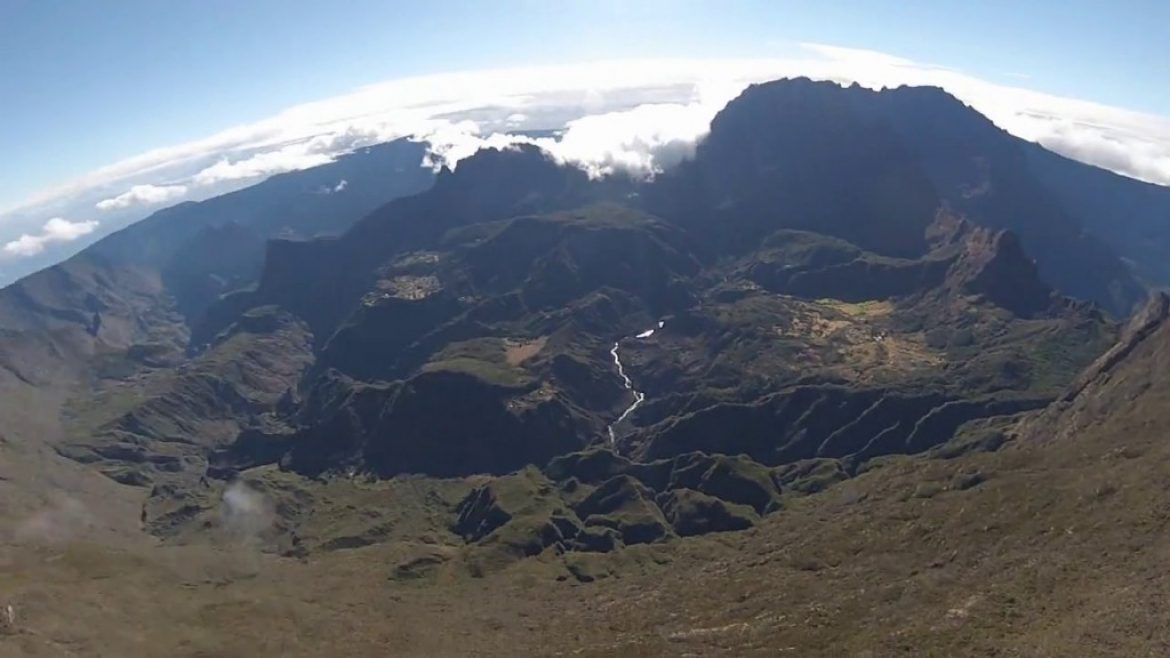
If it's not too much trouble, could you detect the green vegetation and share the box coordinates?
[421,337,538,388]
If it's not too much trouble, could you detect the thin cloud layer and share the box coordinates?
[96,183,189,211]
[193,145,334,186]
[1,45,1168,273]
[3,217,99,256]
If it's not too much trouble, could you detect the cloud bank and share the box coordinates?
[193,146,335,186]
[417,103,715,179]
[3,217,99,256]
[1,45,1168,275]
[95,183,189,210]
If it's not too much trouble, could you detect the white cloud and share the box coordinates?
[415,96,728,180]
[540,95,729,178]
[2,47,1169,272]
[415,120,532,171]
[192,146,334,186]
[315,179,349,195]
[3,217,99,256]
[95,183,189,211]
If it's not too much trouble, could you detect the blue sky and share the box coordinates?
[2,0,1167,211]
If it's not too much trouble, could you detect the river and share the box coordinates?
[606,320,664,447]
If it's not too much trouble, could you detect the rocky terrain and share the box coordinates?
[1,78,1170,656]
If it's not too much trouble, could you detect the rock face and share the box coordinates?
[1021,292,1170,443]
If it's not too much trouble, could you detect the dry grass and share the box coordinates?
[504,336,548,367]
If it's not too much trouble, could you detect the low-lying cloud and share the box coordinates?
[419,81,742,179]
[3,217,99,256]
[13,495,96,545]
[95,183,189,210]
[1,45,1168,274]
[418,104,714,179]
[220,480,275,544]
[193,145,335,186]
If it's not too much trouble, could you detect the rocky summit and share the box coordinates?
[2,78,1170,656]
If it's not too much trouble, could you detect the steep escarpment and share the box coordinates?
[226,202,702,479]
[0,142,436,532]
[131,114,1109,505]
[1025,142,1170,287]
[853,82,1150,314]
[646,78,941,260]
[0,140,435,489]
[280,368,591,478]
[1020,292,1170,442]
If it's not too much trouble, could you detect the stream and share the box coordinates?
[606,320,664,447]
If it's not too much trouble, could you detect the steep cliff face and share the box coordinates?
[855,82,1151,314]
[646,78,941,260]
[1021,292,1170,443]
